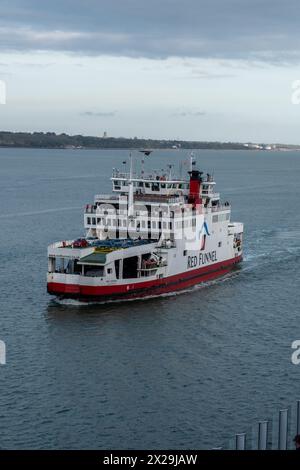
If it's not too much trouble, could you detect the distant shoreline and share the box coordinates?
[0,131,300,151]
[1,146,300,152]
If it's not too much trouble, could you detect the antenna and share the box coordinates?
[128,152,134,217]
[129,152,133,180]
[141,157,145,177]
[179,160,184,179]
[189,152,195,172]
[139,149,152,178]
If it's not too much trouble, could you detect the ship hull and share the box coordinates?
[47,255,242,302]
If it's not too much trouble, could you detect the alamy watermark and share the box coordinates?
[86,197,212,251]
[291,340,300,365]
[0,80,6,104]
[0,340,6,365]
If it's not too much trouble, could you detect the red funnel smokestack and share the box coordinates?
[188,170,203,206]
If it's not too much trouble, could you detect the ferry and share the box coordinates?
[47,154,243,301]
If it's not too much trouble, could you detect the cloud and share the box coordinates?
[188,69,235,79]
[0,1,300,63]
[81,111,116,117]
[172,110,207,117]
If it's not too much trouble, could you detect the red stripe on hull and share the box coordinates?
[47,255,242,301]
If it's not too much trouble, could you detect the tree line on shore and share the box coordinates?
[0,131,296,151]
[0,131,251,150]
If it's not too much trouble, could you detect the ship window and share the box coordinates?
[87,217,91,225]
[73,260,82,274]
[138,182,144,187]
[92,217,96,225]
[85,266,104,277]
[218,242,222,247]
[115,260,120,279]
[107,268,112,274]
[161,183,166,188]
[65,260,74,274]
[145,182,150,188]
[152,183,160,191]
[183,250,187,256]
[97,218,101,224]
[123,256,138,279]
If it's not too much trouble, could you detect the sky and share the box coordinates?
[1,0,300,142]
